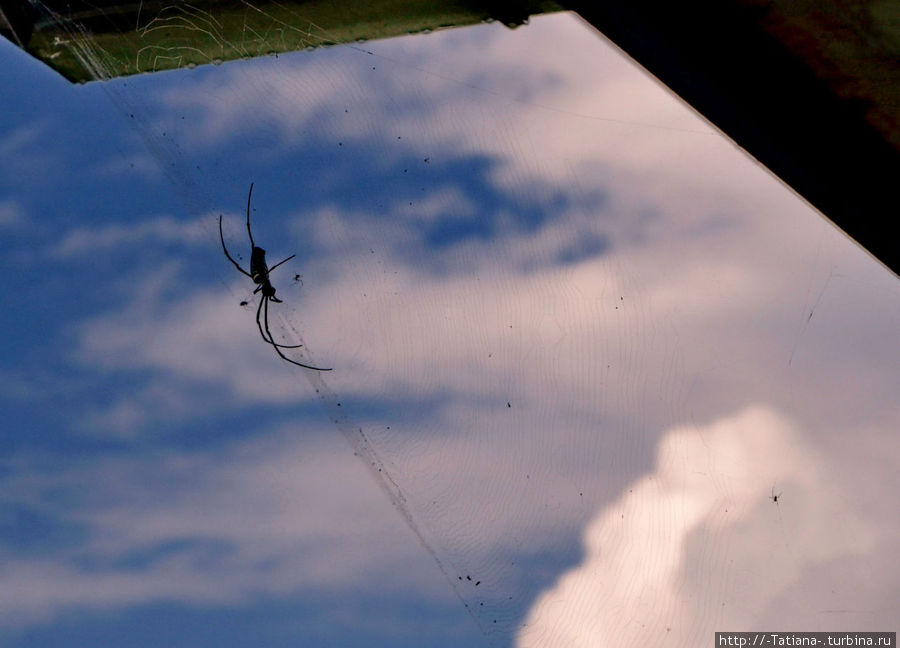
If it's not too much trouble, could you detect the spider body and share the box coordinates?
[219,183,331,371]
[249,246,282,301]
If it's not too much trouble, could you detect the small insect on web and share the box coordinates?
[218,183,332,371]
[770,485,782,505]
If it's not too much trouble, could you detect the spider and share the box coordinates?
[218,183,332,371]
[770,486,782,505]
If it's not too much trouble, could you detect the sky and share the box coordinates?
[1,8,898,648]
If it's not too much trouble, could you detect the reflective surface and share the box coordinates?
[1,11,898,648]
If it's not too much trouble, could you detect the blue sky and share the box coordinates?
[1,10,899,648]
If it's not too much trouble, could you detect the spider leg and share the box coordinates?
[253,282,280,301]
[255,296,303,348]
[255,297,266,343]
[267,254,296,274]
[263,295,332,371]
[246,182,256,249]
[219,215,252,278]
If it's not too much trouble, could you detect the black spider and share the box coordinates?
[218,183,332,371]
[770,486,782,505]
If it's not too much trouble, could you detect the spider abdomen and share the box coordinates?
[250,246,269,284]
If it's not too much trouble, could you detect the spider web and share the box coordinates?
[6,2,899,646]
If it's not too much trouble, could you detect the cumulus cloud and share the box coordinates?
[518,406,893,647]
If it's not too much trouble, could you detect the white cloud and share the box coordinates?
[517,406,893,647]
[0,430,449,627]
[0,200,24,228]
[0,123,51,169]
[73,263,318,408]
[49,214,212,259]
[160,11,787,249]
